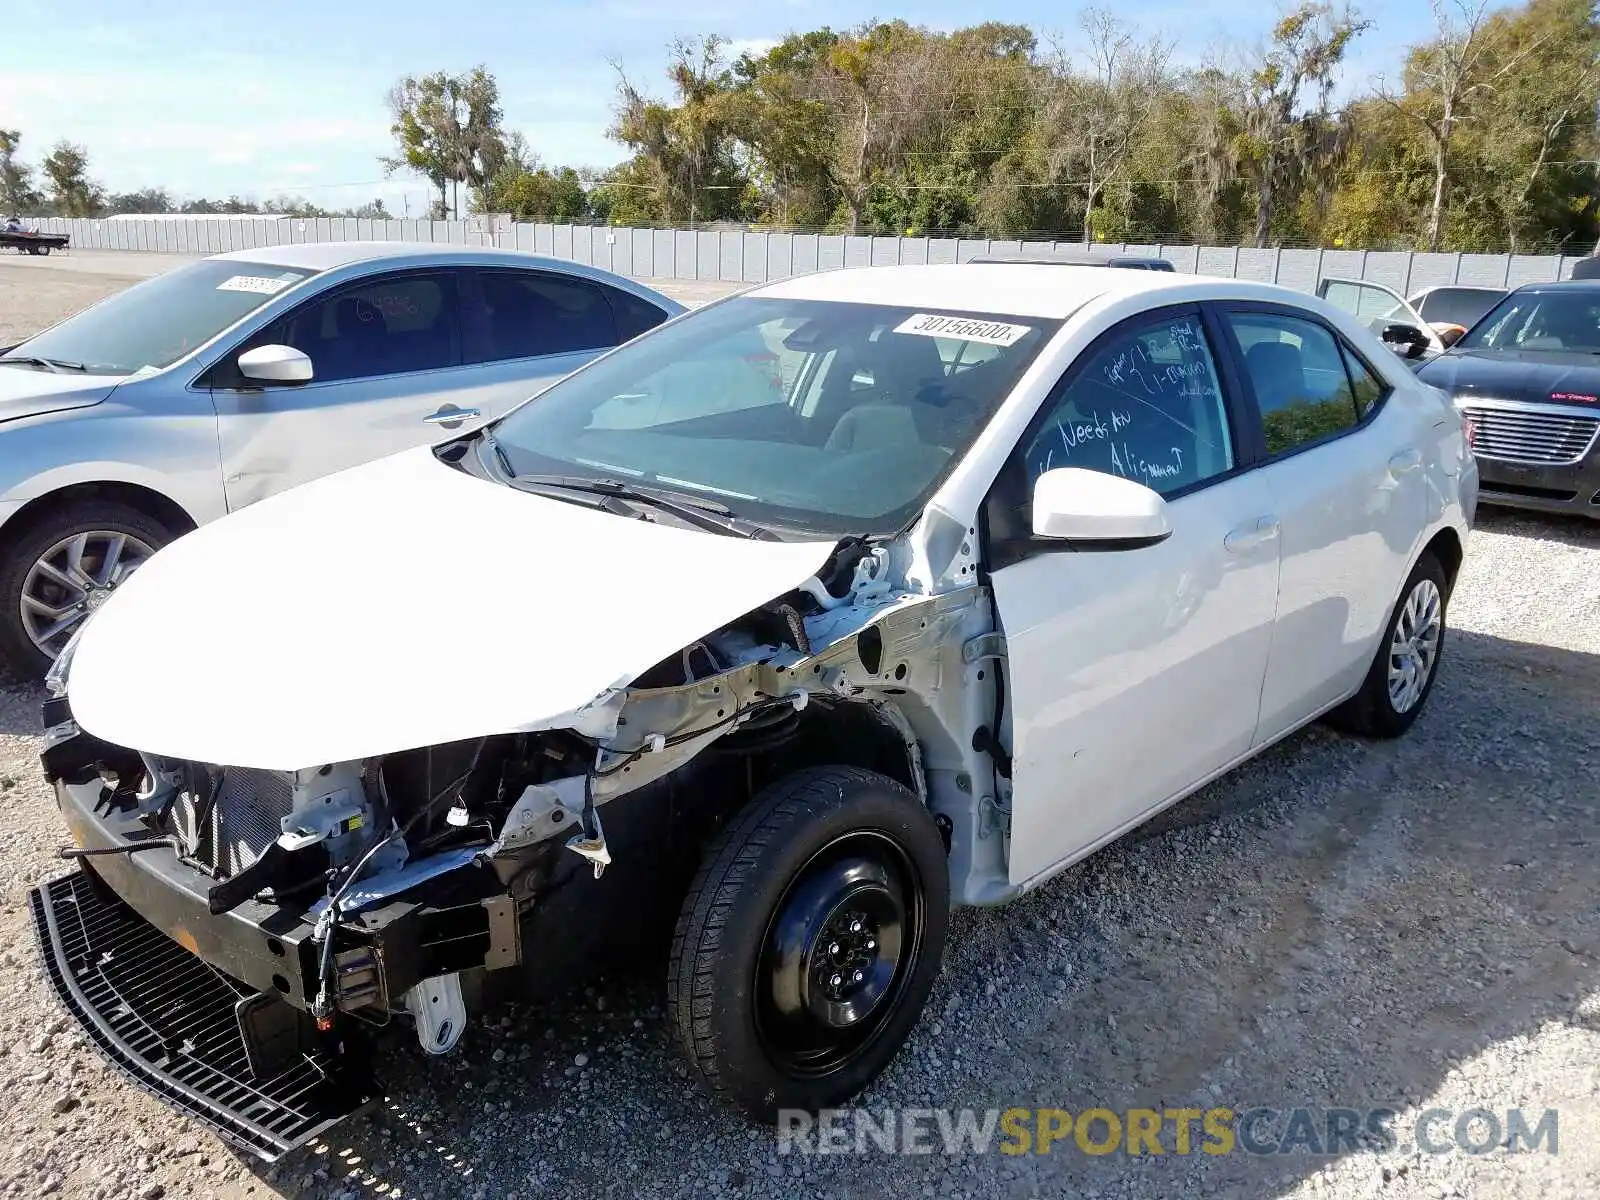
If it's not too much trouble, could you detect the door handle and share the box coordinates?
[1224,515,1280,554]
[424,406,481,426]
[1389,447,1423,475]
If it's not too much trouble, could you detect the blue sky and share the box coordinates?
[0,0,1453,214]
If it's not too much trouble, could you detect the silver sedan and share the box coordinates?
[0,243,684,673]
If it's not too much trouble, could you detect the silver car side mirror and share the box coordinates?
[238,344,313,385]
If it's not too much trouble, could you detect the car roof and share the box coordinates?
[967,254,1172,268]
[747,262,1276,319]
[209,240,585,274]
[204,240,683,308]
[1513,278,1600,293]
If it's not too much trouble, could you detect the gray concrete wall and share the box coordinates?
[32,217,1586,293]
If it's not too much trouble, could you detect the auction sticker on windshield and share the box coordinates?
[894,313,1033,346]
[216,274,299,296]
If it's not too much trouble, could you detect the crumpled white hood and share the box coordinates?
[0,365,121,424]
[68,446,836,770]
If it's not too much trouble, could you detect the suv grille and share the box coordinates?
[171,768,295,877]
[1461,405,1600,465]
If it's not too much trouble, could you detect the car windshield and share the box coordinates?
[1413,288,1505,329]
[489,296,1058,536]
[2,258,317,374]
[1457,290,1600,354]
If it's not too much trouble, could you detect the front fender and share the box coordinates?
[0,401,225,538]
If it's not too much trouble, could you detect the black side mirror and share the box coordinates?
[1381,323,1431,360]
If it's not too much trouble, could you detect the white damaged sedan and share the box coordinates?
[32,263,1475,1158]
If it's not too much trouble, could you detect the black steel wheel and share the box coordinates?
[669,766,949,1120]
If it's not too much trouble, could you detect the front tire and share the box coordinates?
[669,766,949,1121]
[0,501,173,677]
[1328,551,1449,739]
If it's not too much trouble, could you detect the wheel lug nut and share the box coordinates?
[852,970,864,984]
[849,920,863,934]
[829,974,842,988]
[865,939,876,950]
[828,942,839,955]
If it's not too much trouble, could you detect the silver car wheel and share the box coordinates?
[19,530,155,657]
[1386,577,1442,715]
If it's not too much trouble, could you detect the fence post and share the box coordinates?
[1402,253,1414,297]
[1452,253,1462,284]
[1271,246,1282,285]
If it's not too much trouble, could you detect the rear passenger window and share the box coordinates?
[1021,313,1235,496]
[1340,344,1389,418]
[279,271,459,382]
[472,271,618,363]
[1226,313,1360,457]
[606,287,671,342]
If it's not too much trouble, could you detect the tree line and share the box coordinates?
[0,132,392,220]
[389,0,1598,253]
[6,0,1596,253]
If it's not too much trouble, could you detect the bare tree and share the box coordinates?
[1042,11,1173,244]
[1378,0,1548,251]
[1234,3,1368,248]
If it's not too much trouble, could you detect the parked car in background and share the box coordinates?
[1317,277,1442,367]
[0,243,684,672]
[32,263,1473,1158]
[1417,280,1600,518]
[1406,285,1508,345]
[1569,256,1600,281]
[970,254,1175,270]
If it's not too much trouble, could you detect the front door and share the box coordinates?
[986,308,1281,886]
[209,268,479,510]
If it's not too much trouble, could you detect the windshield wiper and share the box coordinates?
[509,473,777,540]
[475,423,516,478]
[0,355,89,373]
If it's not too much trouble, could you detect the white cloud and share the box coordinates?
[723,36,779,60]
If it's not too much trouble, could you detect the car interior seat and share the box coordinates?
[325,296,388,377]
[1244,340,1306,409]
[823,329,948,453]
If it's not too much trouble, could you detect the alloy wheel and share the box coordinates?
[19,530,155,658]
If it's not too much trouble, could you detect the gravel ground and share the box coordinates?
[1,255,1598,1200]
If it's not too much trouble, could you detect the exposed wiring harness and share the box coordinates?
[308,764,475,1030]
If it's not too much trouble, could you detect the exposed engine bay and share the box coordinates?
[32,532,1010,1156]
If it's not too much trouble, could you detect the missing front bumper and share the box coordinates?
[29,869,375,1161]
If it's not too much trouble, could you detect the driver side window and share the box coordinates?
[1021,313,1236,498]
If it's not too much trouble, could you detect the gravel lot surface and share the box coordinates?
[1,253,1597,1199]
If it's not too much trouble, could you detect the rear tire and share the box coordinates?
[1327,552,1449,739]
[0,500,174,677]
[668,766,949,1121]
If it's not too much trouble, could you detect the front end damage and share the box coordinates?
[30,538,1011,1160]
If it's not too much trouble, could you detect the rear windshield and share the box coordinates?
[491,296,1058,536]
[4,258,317,374]
[1415,288,1504,329]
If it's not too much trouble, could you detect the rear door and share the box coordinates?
[450,268,675,425]
[207,267,481,508]
[1215,303,1428,741]
[1318,278,1444,364]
